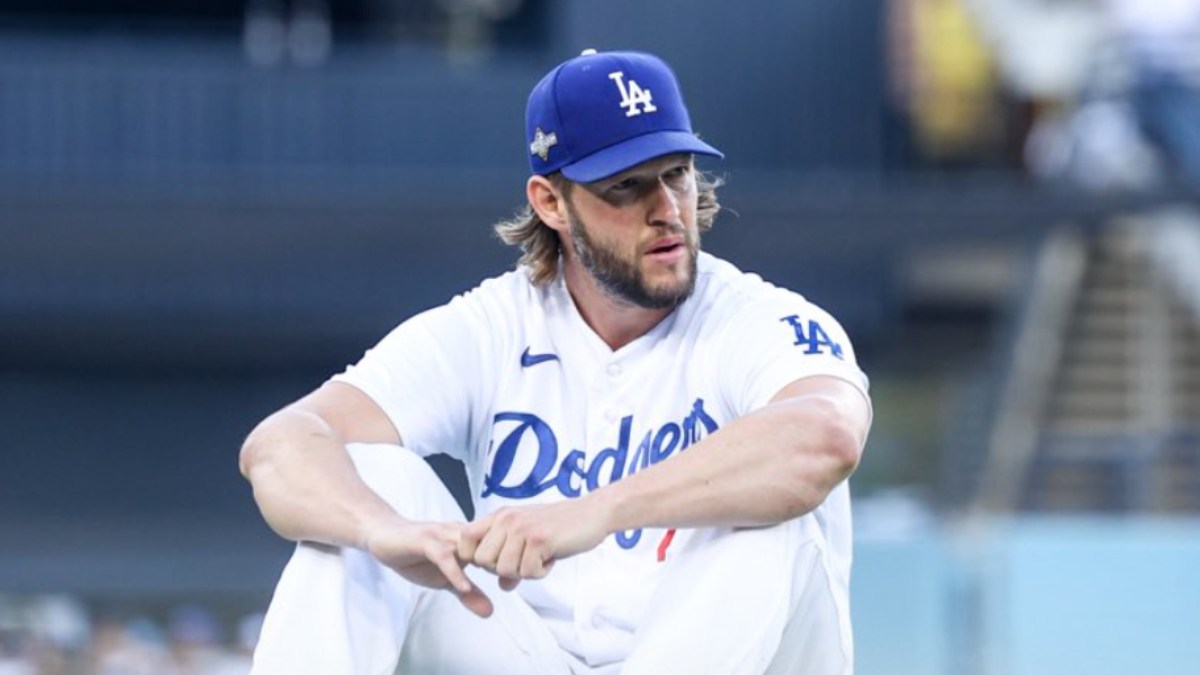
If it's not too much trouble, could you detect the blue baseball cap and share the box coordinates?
[525,49,723,183]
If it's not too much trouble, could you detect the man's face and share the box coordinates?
[563,154,700,309]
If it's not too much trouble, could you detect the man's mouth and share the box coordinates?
[645,237,685,256]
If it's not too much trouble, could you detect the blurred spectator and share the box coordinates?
[963,0,1107,106]
[0,596,260,675]
[0,635,34,675]
[26,596,89,655]
[89,616,174,675]
[1024,92,1162,190]
[961,0,1110,176]
[167,606,251,675]
[0,596,33,675]
[887,0,1003,166]
[228,613,262,674]
[958,0,1200,188]
[1110,0,1200,184]
[25,596,89,675]
[243,0,332,68]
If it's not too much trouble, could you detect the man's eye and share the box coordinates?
[610,179,638,192]
[666,166,689,181]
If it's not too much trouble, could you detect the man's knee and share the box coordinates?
[345,443,465,522]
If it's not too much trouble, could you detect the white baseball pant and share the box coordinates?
[249,444,853,675]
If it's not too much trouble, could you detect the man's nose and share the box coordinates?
[647,180,681,227]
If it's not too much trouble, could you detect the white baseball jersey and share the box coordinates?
[333,251,869,668]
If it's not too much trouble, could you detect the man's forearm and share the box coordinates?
[240,407,407,549]
[590,383,868,534]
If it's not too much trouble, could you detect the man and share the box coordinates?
[240,49,872,675]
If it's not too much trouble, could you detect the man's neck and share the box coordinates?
[562,262,672,352]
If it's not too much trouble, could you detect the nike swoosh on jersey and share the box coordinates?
[520,347,560,368]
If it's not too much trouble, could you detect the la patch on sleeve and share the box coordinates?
[780,315,844,359]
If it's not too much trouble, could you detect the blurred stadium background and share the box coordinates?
[2,0,1199,673]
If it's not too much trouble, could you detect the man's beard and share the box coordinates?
[567,203,698,310]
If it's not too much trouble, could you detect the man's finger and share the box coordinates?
[494,533,525,580]
[472,526,507,572]
[457,517,491,563]
[454,582,495,618]
[498,576,521,592]
[429,545,474,595]
[519,542,549,580]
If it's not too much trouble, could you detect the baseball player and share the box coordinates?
[240,49,872,675]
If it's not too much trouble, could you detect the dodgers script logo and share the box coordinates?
[609,71,657,117]
[483,398,718,549]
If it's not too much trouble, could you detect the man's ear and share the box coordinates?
[528,175,569,235]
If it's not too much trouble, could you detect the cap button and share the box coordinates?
[580,48,598,56]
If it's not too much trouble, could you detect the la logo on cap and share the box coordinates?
[609,71,657,117]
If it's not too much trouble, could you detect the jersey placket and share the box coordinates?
[574,347,625,659]
[545,275,684,660]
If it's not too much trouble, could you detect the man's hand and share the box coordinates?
[458,499,610,591]
[365,520,495,618]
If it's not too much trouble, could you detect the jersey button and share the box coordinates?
[604,408,620,423]
[606,363,622,378]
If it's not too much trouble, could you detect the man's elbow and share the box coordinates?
[821,416,863,481]
[239,412,293,482]
[239,422,270,482]
[781,409,865,516]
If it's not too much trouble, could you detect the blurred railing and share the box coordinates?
[968,211,1200,515]
[974,228,1088,513]
[1148,206,1200,320]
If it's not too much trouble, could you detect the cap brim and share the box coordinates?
[560,131,723,183]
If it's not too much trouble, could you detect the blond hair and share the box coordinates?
[493,171,724,286]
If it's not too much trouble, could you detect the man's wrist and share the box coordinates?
[588,481,631,535]
[356,507,410,552]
